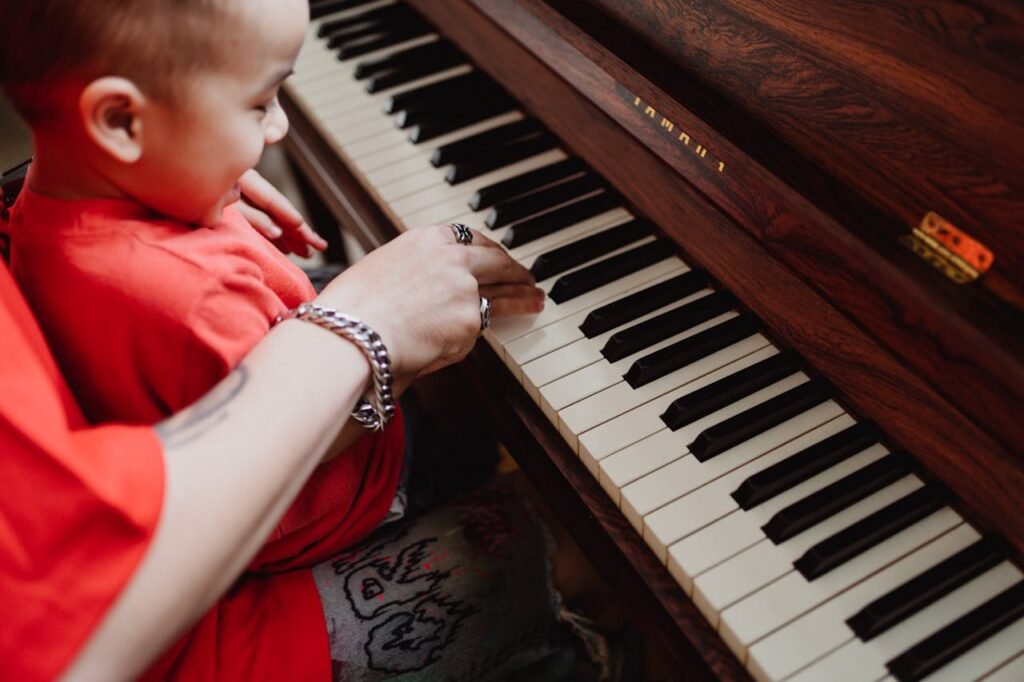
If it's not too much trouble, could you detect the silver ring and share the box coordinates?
[449,222,473,245]
[479,296,491,333]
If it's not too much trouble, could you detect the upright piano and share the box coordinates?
[281,1,1024,679]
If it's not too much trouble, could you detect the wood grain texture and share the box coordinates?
[406,0,1024,557]
[522,0,1024,464]
[576,0,1024,288]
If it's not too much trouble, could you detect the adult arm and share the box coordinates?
[63,225,541,681]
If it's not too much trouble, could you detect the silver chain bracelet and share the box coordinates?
[274,303,395,430]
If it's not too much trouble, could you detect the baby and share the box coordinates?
[1,0,405,573]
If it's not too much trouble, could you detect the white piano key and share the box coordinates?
[387,127,573,215]
[612,372,817,521]
[326,111,398,145]
[505,268,689,370]
[353,137,430,173]
[295,32,438,86]
[299,1,400,62]
[487,258,687,345]
[357,111,524,177]
[746,522,978,682]
[521,288,714,392]
[981,649,1024,682]
[296,36,444,100]
[540,312,740,418]
[503,209,633,264]
[316,96,390,130]
[642,414,857,558]
[376,148,567,203]
[580,337,774,472]
[562,331,775,439]
[585,347,783,484]
[718,505,965,660]
[665,438,890,593]
[691,475,926,625]
[787,561,1022,682]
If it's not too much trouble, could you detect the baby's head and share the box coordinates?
[0,0,309,225]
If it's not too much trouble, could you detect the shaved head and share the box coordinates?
[0,0,237,123]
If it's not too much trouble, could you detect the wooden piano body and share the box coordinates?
[282,1,1023,679]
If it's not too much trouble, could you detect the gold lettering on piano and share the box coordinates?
[619,86,725,174]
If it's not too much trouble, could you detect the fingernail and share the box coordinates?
[269,227,283,238]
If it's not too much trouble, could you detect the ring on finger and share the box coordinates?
[449,222,473,245]
[479,295,491,333]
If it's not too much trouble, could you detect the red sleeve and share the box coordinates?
[0,268,164,681]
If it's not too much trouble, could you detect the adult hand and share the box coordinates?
[234,169,328,257]
[316,224,544,379]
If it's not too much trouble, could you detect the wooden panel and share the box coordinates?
[506,0,1024,465]
[570,0,1024,298]
[405,0,1024,559]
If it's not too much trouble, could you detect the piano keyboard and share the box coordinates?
[288,2,1024,680]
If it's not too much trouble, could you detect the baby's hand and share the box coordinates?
[235,169,328,258]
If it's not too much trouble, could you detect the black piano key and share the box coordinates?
[354,39,459,80]
[317,2,406,36]
[333,18,434,59]
[530,219,654,282]
[470,158,586,211]
[501,192,621,249]
[549,239,676,304]
[431,118,545,167]
[394,83,509,129]
[324,6,420,48]
[623,314,760,389]
[337,24,433,60]
[408,94,518,143]
[446,133,559,184]
[385,72,497,115]
[689,379,832,462]
[660,350,802,431]
[579,270,710,338]
[731,422,881,510]
[761,452,915,544]
[886,581,1024,682]
[486,173,606,229]
[794,485,946,581]
[364,48,465,93]
[847,535,1007,642]
[312,0,381,23]
[601,291,737,363]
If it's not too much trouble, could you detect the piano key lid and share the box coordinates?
[903,212,994,284]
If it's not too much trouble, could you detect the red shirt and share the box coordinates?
[4,189,405,679]
[0,263,164,679]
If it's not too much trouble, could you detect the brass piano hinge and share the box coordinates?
[902,212,994,284]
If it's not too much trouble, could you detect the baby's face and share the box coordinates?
[131,0,309,226]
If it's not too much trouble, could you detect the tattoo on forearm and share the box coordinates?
[155,366,250,448]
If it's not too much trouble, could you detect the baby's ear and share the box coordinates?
[79,77,146,164]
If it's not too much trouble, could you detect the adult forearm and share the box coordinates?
[65,320,369,681]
